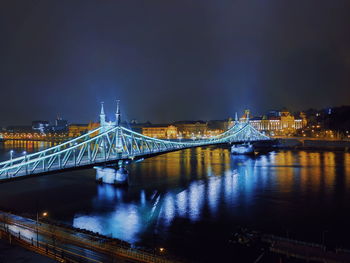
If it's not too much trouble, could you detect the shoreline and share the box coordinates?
[256,138,350,152]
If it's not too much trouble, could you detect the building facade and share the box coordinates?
[68,122,99,137]
[245,109,307,135]
[173,121,208,139]
[140,119,235,139]
[142,125,178,139]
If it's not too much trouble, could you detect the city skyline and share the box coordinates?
[0,99,343,127]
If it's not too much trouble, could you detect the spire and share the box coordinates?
[235,112,238,122]
[100,102,105,115]
[99,102,106,125]
[115,100,121,126]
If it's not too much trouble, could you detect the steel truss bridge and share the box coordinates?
[0,106,269,180]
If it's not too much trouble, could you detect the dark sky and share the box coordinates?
[1,0,350,126]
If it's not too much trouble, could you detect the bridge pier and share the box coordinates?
[94,161,129,186]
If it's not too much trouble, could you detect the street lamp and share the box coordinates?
[36,211,48,247]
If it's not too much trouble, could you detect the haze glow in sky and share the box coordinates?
[1,0,350,125]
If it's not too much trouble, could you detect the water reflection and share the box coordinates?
[0,140,53,161]
[72,150,350,246]
[1,144,350,256]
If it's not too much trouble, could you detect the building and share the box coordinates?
[68,122,99,137]
[0,131,68,141]
[247,109,307,135]
[179,121,206,138]
[142,125,178,139]
[140,119,235,139]
[173,121,208,139]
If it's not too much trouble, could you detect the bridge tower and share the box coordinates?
[115,100,123,153]
[99,102,107,132]
[115,100,121,126]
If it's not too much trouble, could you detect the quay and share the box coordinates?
[272,138,350,151]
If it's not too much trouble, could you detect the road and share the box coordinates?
[0,211,179,263]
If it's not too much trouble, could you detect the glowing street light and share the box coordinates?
[36,211,48,247]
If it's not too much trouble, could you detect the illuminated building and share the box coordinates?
[141,119,234,139]
[173,121,208,139]
[243,109,307,135]
[142,125,178,139]
[0,131,68,141]
[68,122,99,137]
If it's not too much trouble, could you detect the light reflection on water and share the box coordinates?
[1,142,350,261]
[0,140,55,161]
[68,148,350,249]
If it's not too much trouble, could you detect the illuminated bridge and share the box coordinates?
[0,102,270,180]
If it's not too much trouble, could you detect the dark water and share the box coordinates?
[1,140,350,262]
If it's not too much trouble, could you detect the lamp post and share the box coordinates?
[36,211,48,247]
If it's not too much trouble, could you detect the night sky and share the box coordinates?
[1,0,350,126]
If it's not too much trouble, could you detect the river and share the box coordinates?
[0,140,350,262]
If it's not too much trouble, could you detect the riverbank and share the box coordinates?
[273,138,350,151]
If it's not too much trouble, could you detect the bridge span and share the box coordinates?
[0,103,270,181]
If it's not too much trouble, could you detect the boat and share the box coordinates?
[231,143,255,155]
